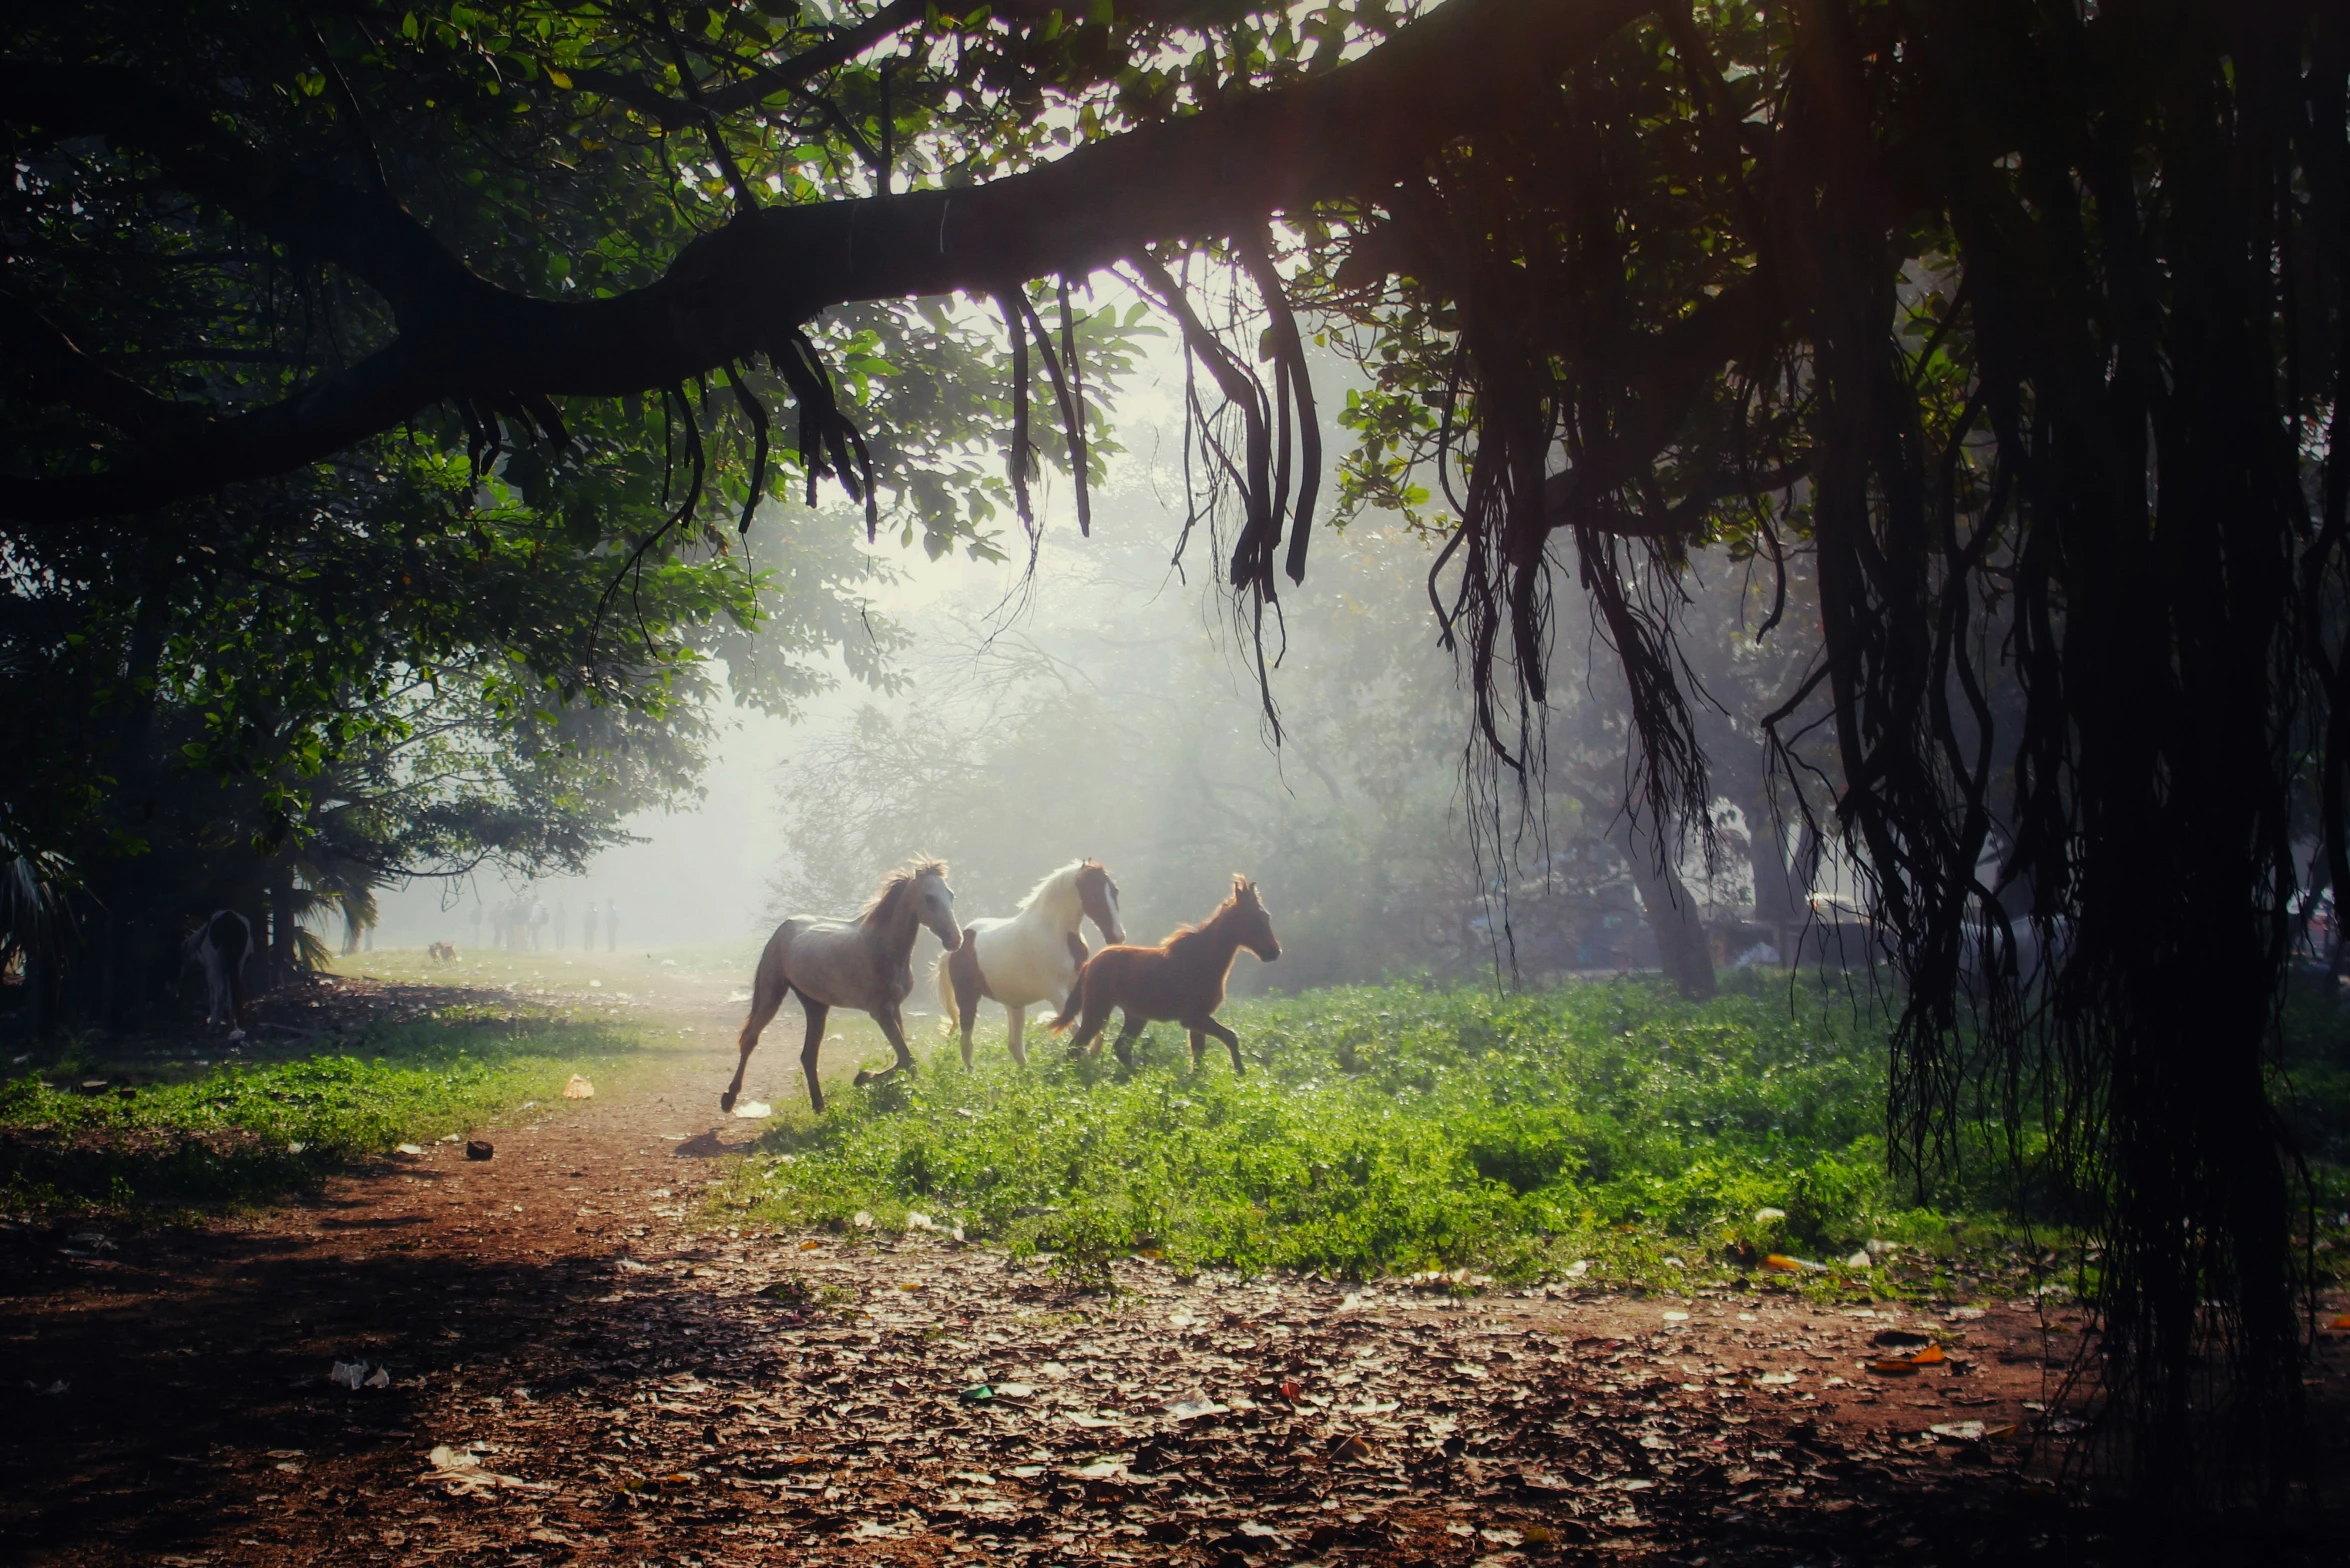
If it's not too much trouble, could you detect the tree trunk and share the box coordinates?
[268,871,296,993]
[1743,780,1819,961]
[1623,820,1715,999]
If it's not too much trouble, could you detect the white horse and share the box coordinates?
[935,859,1125,1067]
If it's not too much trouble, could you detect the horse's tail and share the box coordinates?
[934,949,958,1034]
[1046,964,1087,1032]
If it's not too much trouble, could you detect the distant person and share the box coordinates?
[606,899,618,952]
[554,901,569,951]
[581,900,599,952]
[531,899,549,952]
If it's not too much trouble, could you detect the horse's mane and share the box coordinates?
[1016,859,1091,914]
[1162,879,1247,953]
[861,857,948,927]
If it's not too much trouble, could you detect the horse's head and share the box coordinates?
[1226,874,1280,963]
[1075,860,1126,945]
[911,863,961,952]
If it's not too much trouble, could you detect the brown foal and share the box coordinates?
[1047,875,1280,1072]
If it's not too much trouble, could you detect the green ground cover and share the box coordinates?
[729,972,2350,1294]
[0,1004,646,1218]
[729,974,2015,1292]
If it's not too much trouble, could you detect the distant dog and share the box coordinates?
[182,909,253,1040]
[428,940,458,963]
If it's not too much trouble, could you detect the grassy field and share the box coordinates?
[0,982,657,1219]
[728,971,2350,1295]
[725,972,2051,1295]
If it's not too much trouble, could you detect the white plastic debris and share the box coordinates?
[329,1360,369,1390]
[562,1075,595,1100]
[1753,1206,1788,1224]
[365,1367,392,1388]
[731,1099,771,1119]
[1847,1250,1873,1268]
[395,1143,426,1156]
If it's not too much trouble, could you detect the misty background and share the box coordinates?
[369,328,1828,989]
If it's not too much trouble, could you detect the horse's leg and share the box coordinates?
[1110,1011,1145,1070]
[856,1004,918,1086]
[724,959,791,1113]
[1187,1029,1207,1070]
[1067,993,1111,1060]
[1005,1005,1028,1067]
[956,971,979,1070]
[1201,1016,1245,1076]
[797,995,832,1114]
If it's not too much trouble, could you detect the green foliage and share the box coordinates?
[0,1009,641,1216]
[733,975,1909,1283]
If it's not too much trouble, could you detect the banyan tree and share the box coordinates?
[5,0,2346,1498]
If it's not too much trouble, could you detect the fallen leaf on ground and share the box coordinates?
[1869,1345,1947,1375]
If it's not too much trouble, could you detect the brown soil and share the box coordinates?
[4,975,2348,1567]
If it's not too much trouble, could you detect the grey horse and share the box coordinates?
[724,860,961,1114]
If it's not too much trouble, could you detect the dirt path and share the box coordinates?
[5,971,2347,1567]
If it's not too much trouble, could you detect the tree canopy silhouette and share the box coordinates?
[7,0,2348,1497]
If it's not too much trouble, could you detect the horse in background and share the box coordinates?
[725,859,962,1114]
[181,909,252,1041]
[1049,875,1279,1073]
[936,859,1125,1068]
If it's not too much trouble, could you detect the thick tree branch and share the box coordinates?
[0,62,479,325]
[0,291,210,438]
[571,0,1267,127]
[0,0,1652,522]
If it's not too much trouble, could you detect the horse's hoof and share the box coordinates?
[719,1091,737,1113]
[852,1069,873,1087]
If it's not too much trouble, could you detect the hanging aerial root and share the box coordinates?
[723,360,770,536]
[1237,229,1322,585]
[996,290,1036,535]
[1012,289,1091,539]
[769,328,878,537]
[1130,249,1278,597]
[1057,278,1093,536]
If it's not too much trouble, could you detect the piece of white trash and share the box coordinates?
[732,1100,772,1120]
